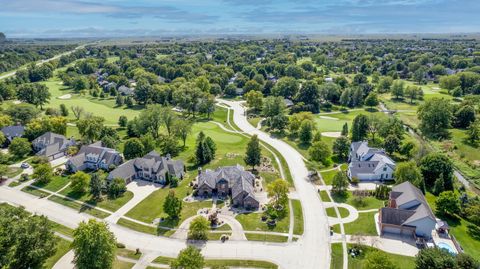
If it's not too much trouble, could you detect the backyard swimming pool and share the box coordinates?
[437,242,456,254]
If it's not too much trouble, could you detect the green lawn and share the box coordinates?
[247,116,262,127]
[343,212,378,236]
[291,199,304,235]
[116,218,167,235]
[42,237,72,269]
[321,169,339,185]
[330,243,343,269]
[236,210,290,233]
[349,244,415,269]
[116,247,142,260]
[48,220,75,237]
[40,73,142,125]
[125,118,283,227]
[152,256,278,269]
[204,259,278,269]
[22,185,50,197]
[31,176,70,192]
[6,167,22,178]
[245,233,288,243]
[320,190,331,202]
[332,192,385,210]
[331,243,415,269]
[59,185,134,212]
[326,207,350,218]
[48,195,110,218]
[113,259,135,269]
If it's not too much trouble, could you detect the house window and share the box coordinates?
[383,167,387,171]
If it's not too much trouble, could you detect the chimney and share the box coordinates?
[166,153,171,160]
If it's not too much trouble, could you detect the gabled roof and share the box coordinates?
[33,132,75,157]
[1,125,25,139]
[198,164,257,203]
[381,182,436,228]
[349,141,396,177]
[108,151,184,180]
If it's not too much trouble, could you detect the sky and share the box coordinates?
[0,0,479,38]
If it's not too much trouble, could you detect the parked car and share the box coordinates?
[20,162,29,169]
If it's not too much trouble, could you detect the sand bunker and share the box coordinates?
[319,116,339,120]
[58,94,72,100]
[321,132,342,138]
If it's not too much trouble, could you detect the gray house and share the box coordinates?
[1,125,25,144]
[379,181,436,239]
[32,132,76,160]
[196,165,259,209]
[107,151,185,185]
[347,141,396,181]
[118,85,134,96]
[66,141,122,172]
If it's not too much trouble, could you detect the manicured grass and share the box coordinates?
[327,206,351,218]
[332,192,385,210]
[440,215,480,258]
[347,244,415,269]
[48,220,75,237]
[291,199,304,235]
[116,218,171,236]
[204,259,278,269]
[48,195,110,218]
[41,74,142,125]
[125,118,283,227]
[5,167,22,178]
[31,176,70,192]
[207,232,232,240]
[245,233,288,243]
[236,210,290,233]
[319,190,331,202]
[152,256,278,269]
[113,259,135,269]
[116,247,142,260]
[337,207,350,218]
[8,181,21,187]
[247,116,262,127]
[211,223,232,231]
[330,243,343,269]
[42,237,72,269]
[22,186,50,197]
[152,256,175,264]
[60,185,134,212]
[320,169,339,185]
[343,212,378,236]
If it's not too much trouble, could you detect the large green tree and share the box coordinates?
[267,179,289,208]
[0,205,56,269]
[418,98,452,139]
[163,190,182,220]
[351,114,369,141]
[188,216,209,240]
[32,163,53,184]
[393,161,424,189]
[420,153,453,190]
[170,246,205,269]
[72,219,116,269]
[244,135,262,170]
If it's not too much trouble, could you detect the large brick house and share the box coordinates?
[196,164,259,209]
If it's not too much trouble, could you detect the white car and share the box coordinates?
[20,162,29,169]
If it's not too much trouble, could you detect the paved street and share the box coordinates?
[0,99,331,269]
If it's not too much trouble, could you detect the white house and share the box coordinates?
[347,141,396,181]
